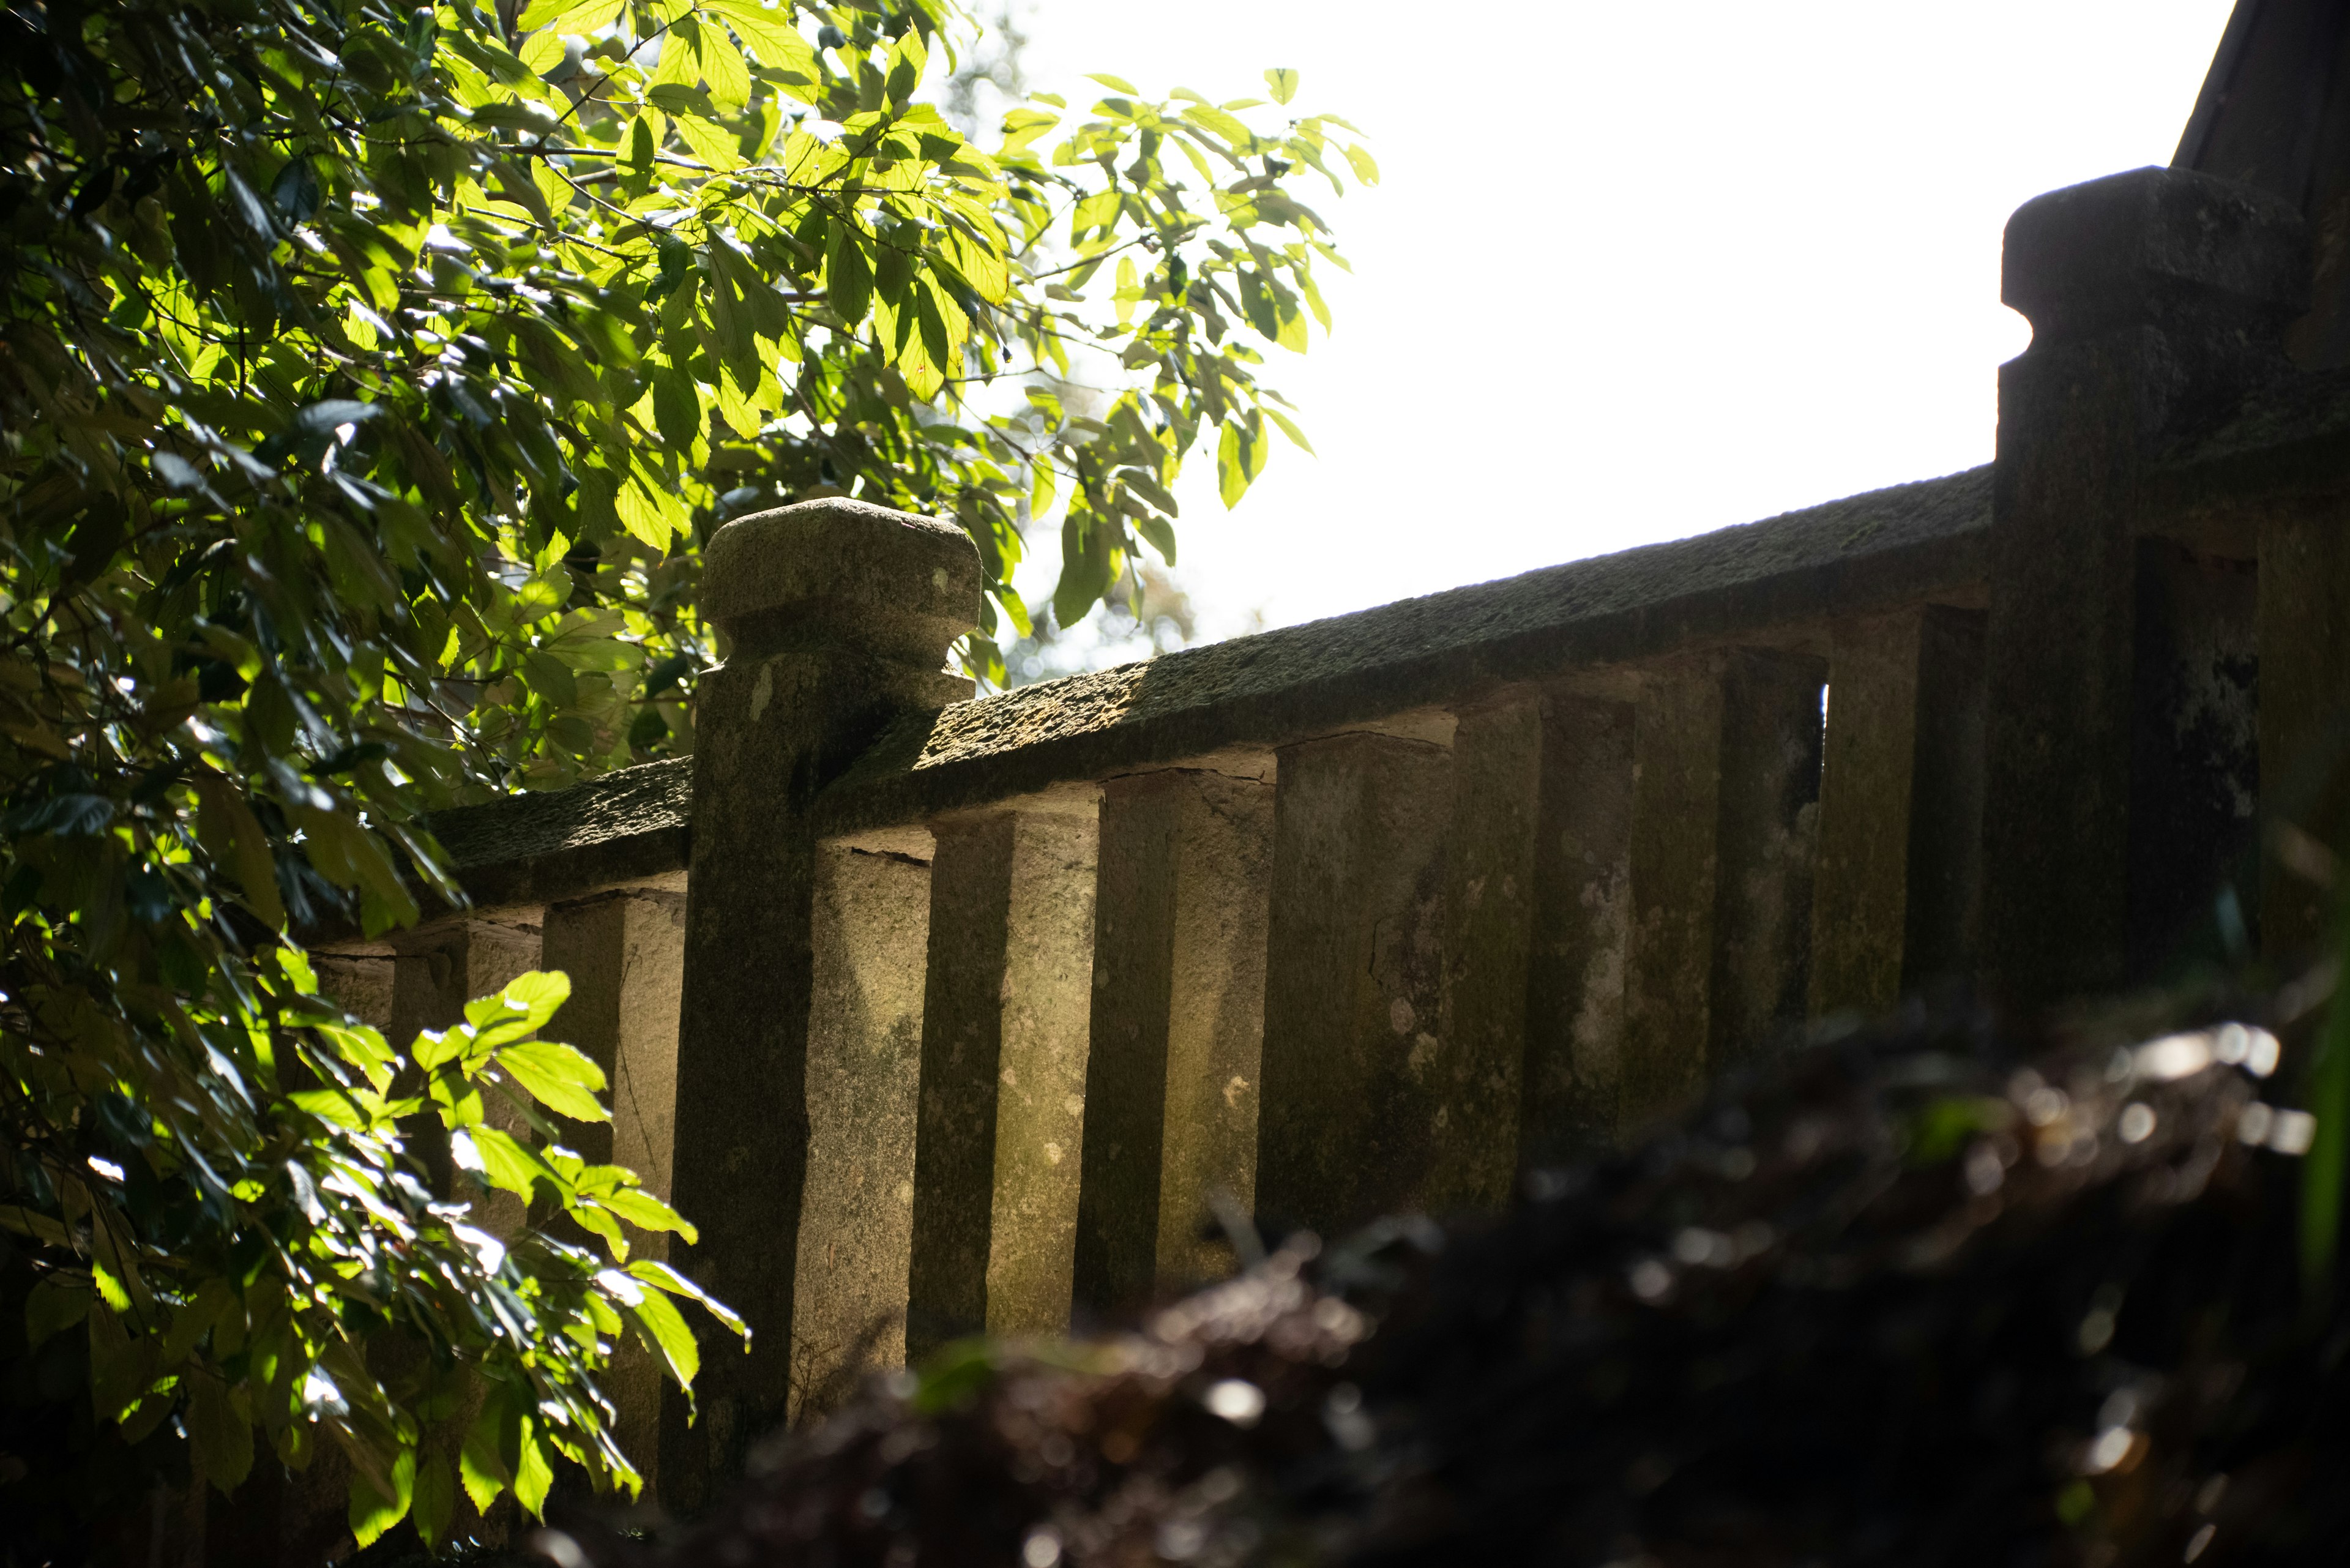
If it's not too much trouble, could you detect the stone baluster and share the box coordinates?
[1255,725,1455,1236]
[1427,692,1546,1211]
[1984,167,2302,1007]
[1073,764,1274,1316]
[903,803,1100,1359]
[1809,606,1986,1017]
[1519,693,1636,1163]
[389,914,546,1225]
[661,501,979,1510]
[1621,650,1826,1129]
[2259,506,2350,961]
[538,887,687,1487]
[791,837,933,1420]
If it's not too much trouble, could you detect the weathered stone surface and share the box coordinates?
[701,498,984,666]
[2257,504,2350,961]
[1810,613,1925,1017]
[824,470,1990,835]
[413,469,1993,899]
[1709,650,1826,1066]
[905,808,1099,1357]
[1521,695,1636,1163]
[1428,691,1544,1211]
[1809,607,1988,1016]
[1075,768,1273,1315]
[793,842,931,1421]
[1985,166,2302,1007]
[1621,659,1725,1130]
[539,889,686,1495]
[426,756,692,909]
[1902,607,1989,991]
[1256,730,1454,1234]
[2127,542,2260,979]
[662,501,979,1511]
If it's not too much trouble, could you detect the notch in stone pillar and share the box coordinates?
[662,501,979,1510]
[1073,766,1273,1316]
[1985,167,2303,1007]
[904,805,1099,1360]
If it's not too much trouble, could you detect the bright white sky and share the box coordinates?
[989,0,2241,645]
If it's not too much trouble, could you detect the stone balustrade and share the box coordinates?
[311,165,2350,1515]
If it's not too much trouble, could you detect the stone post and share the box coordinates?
[1983,167,2302,1007]
[1520,693,1636,1164]
[389,916,545,1225]
[1708,649,1826,1066]
[791,839,932,1419]
[539,888,687,1489]
[1255,728,1453,1236]
[1620,657,1725,1129]
[660,501,979,1510]
[2259,505,2350,961]
[1809,606,1986,1016]
[903,805,1099,1359]
[1427,692,1545,1211]
[1073,766,1273,1316]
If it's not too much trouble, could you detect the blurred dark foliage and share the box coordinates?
[543,1001,2349,1567]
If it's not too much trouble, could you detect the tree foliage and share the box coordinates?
[0,0,1361,1548]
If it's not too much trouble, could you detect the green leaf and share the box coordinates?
[884,23,928,106]
[514,1417,556,1518]
[187,1372,255,1493]
[464,969,573,1051]
[1087,72,1141,94]
[825,220,875,327]
[499,1039,610,1122]
[1343,141,1379,186]
[1000,106,1059,157]
[413,1450,457,1547]
[348,1443,417,1547]
[600,1186,696,1239]
[1266,406,1316,455]
[26,1275,91,1347]
[460,1406,510,1514]
[460,1125,553,1200]
[629,1286,700,1385]
[1217,420,1248,509]
[1264,67,1298,105]
[519,0,622,29]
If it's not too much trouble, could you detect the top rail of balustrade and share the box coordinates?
[425,463,1994,903]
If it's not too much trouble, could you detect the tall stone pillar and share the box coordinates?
[1983,168,2302,1007]
[1255,729,1453,1236]
[1073,767,1273,1316]
[904,805,1099,1359]
[660,501,979,1510]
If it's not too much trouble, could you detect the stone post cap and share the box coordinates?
[2002,166,2307,343]
[703,497,983,668]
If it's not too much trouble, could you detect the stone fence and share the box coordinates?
[314,166,2350,1514]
